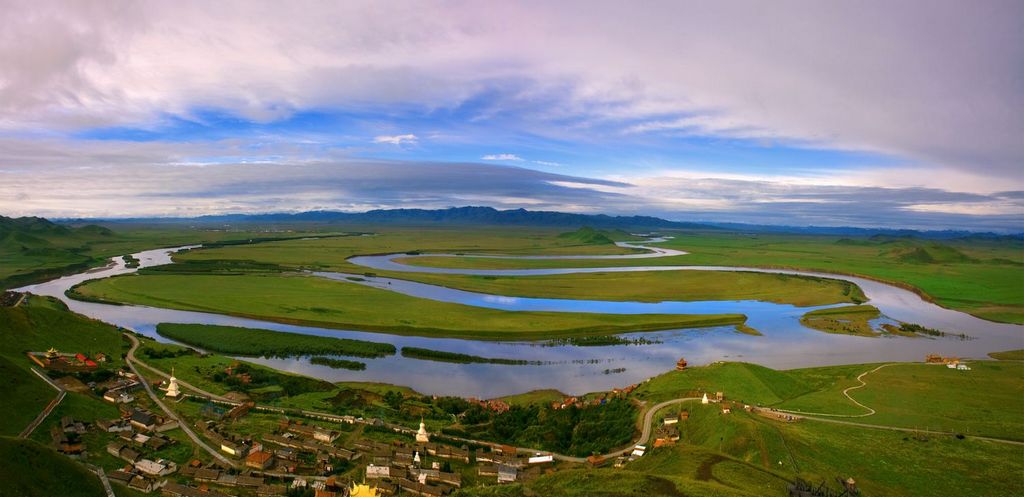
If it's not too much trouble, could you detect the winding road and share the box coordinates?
[123,334,237,468]
[776,363,898,418]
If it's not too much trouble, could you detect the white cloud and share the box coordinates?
[481,154,523,161]
[373,134,418,145]
[2,1,1019,178]
[533,160,561,167]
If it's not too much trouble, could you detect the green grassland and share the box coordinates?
[155,323,396,358]
[635,360,1024,440]
[0,215,357,289]
[0,295,130,436]
[393,231,1024,324]
[779,362,1024,439]
[174,225,641,271]
[630,403,1022,497]
[0,355,56,437]
[498,389,567,406]
[390,270,866,307]
[455,466,776,497]
[400,346,535,365]
[72,273,745,340]
[989,349,1024,360]
[0,437,107,497]
[0,296,208,491]
[799,304,881,336]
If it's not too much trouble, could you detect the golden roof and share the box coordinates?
[350,483,380,497]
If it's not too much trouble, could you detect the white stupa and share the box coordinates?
[701,392,709,405]
[165,368,181,398]
[415,418,430,443]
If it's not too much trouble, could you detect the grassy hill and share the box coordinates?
[0,216,116,289]
[0,296,129,437]
[0,437,107,497]
[557,226,622,245]
[633,362,815,406]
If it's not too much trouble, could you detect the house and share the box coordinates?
[193,468,222,482]
[220,440,250,458]
[162,482,233,497]
[106,442,127,458]
[103,390,135,403]
[662,416,679,425]
[107,470,135,485]
[130,409,159,431]
[314,426,340,443]
[527,454,553,465]
[437,471,462,487]
[477,464,498,477]
[246,450,274,470]
[631,445,646,457]
[135,458,178,476]
[129,475,163,493]
[397,478,445,497]
[97,418,133,432]
[497,464,518,483]
[236,475,266,488]
[366,464,391,479]
[257,484,288,496]
[61,416,87,434]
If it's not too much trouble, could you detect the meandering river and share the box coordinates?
[17,238,1023,398]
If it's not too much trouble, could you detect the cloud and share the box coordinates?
[1,1,1022,231]
[373,134,417,145]
[0,137,1019,231]
[481,154,523,161]
[1,0,1019,178]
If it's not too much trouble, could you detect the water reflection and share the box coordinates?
[16,242,1024,398]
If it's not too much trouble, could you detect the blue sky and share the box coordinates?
[1,1,1021,230]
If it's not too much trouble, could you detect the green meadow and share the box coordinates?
[72,273,745,340]
[393,231,1024,324]
[799,304,881,336]
[155,322,396,357]
[635,360,1024,440]
[392,270,865,307]
[0,215,354,289]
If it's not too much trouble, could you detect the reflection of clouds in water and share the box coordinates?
[483,295,520,305]
[20,244,1024,398]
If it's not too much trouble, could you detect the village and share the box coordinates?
[25,344,632,497]
[20,331,978,497]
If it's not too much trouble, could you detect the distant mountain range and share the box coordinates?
[40,206,1024,240]
[63,206,718,231]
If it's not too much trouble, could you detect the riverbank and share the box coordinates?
[68,273,748,340]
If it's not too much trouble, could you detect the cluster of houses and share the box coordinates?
[550,383,638,410]
[925,354,971,371]
[28,347,107,372]
[99,372,144,404]
[465,397,511,414]
[103,421,181,492]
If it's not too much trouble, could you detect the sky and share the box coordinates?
[1,0,1022,231]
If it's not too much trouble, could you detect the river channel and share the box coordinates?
[17,238,1023,398]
